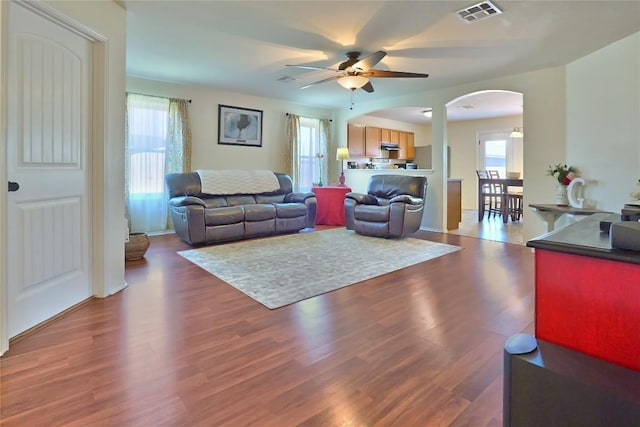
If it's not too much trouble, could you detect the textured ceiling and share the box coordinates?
[122,1,639,121]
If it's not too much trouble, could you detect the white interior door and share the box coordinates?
[6,2,93,338]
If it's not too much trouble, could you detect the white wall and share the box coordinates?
[567,32,640,212]
[333,67,567,238]
[127,77,332,173]
[447,115,523,210]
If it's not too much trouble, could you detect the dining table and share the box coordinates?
[477,177,524,223]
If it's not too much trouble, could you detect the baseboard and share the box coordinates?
[108,280,128,295]
[8,297,95,346]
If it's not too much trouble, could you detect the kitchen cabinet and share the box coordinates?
[406,132,415,160]
[397,131,415,160]
[381,128,390,143]
[447,179,462,230]
[349,125,414,160]
[365,126,382,158]
[389,129,399,145]
[347,123,365,157]
[398,131,408,159]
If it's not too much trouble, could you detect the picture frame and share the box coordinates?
[218,104,263,147]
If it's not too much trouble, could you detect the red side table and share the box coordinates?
[312,186,352,226]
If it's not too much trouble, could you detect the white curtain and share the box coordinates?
[125,94,191,233]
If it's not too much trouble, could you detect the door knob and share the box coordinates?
[8,181,19,192]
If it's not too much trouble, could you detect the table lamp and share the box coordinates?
[336,147,350,186]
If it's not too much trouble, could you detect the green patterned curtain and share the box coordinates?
[285,113,301,191]
[167,98,192,174]
[166,98,192,229]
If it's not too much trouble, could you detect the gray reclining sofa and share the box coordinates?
[165,172,316,246]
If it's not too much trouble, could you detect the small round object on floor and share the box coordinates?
[125,232,150,260]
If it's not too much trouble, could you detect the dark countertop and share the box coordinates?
[527,213,640,265]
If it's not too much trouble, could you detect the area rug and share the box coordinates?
[178,228,461,309]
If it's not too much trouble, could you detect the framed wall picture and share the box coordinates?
[218,104,263,147]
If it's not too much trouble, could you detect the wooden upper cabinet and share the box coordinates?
[365,126,382,158]
[389,129,400,145]
[347,123,365,157]
[381,128,391,143]
[397,131,415,160]
[406,132,415,160]
[350,125,414,160]
[398,131,408,159]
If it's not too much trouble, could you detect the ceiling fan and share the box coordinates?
[287,51,429,93]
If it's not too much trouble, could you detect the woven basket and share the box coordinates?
[125,232,150,260]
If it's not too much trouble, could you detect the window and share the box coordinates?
[126,94,170,232]
[298,117,322,192]
[484,138,507,178]
[479,131,511,178]
[127,96,170,194]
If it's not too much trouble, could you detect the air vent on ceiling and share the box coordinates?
[456,1,502,23]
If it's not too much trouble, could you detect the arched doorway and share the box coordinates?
[445,90,524,244]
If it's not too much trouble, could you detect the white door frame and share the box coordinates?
[0,0,110,354]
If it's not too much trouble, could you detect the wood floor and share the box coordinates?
[0,229,535,426]
[448,210,524,245]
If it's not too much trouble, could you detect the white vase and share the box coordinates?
[555,184,568,205]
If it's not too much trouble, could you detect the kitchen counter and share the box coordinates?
[527,212,640,264]
[527,212,640,371]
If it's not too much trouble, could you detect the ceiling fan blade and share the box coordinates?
[353,50,387,71]
[299,75,340,89]
[286,65,339,72]
[360,81,375,93]
[363,69,429,78]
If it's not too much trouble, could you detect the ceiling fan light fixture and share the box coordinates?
[337,75,369,90]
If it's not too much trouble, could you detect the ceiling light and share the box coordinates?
[510,127,524,138]
[337,75,369,90]
[422,109,432,118]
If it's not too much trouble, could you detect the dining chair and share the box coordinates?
[487,170,506,218]
[492,170,523,221]
[476,170,494,220]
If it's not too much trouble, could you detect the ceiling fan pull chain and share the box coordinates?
[349,89,355,110]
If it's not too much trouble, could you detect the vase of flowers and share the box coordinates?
[547,163,577,205]
[316,152,324,186]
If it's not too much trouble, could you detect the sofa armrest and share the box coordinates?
[284,192,315,203]
[170,196,206,207]
[389,195,424,205]
[346,192,378,205]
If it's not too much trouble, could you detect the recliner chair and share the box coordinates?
[344,174,427,238]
